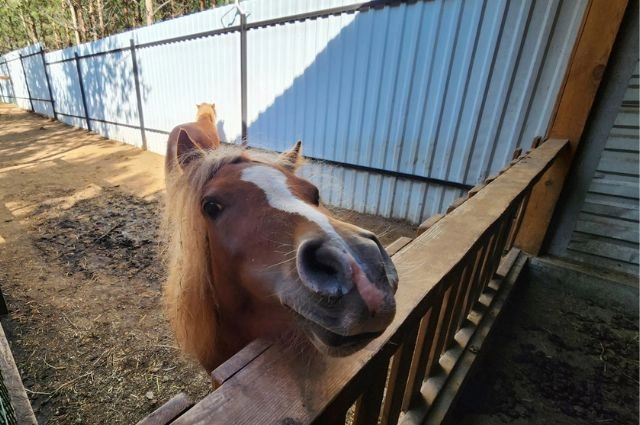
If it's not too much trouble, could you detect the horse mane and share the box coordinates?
[196,103,216,124]
[162,146,245,371]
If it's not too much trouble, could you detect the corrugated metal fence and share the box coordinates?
[0,0,588,224]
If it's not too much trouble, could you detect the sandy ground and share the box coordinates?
[0,104,415,424]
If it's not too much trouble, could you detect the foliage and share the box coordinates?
[0,0,235,54]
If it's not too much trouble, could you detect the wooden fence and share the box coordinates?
[140,138,570,425]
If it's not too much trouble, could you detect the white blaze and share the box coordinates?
[241,165,339,238]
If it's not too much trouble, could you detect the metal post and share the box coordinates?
[18,53,34,111]
[74,52,91,131]
[130,39,147,150]
[240,10,248,144]
[40,47,57,120]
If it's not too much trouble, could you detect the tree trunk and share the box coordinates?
[145,0,154,25]
[18,10,38,44]
[96,0,105,37]
[75,1,86,42]
[87,0,98,41]
[64,0,81,45]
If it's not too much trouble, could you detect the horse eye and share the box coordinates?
[312,188,320,206]
[203,200,223,219]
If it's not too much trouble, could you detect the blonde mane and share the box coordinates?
[163,146,245,371]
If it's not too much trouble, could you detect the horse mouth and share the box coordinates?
[308,321,383,349]
[286,306,384,354]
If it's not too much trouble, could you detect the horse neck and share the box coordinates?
[196,112,215,125]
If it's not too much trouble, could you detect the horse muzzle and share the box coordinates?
[290,232,398,353]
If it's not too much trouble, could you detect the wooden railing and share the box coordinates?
[141,138,570,425]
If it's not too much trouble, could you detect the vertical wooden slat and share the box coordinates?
[464,234,497,319]
[425,278,459,378]
[483,216,514,284]
[402,305,439,412]
[505,193,530,252]
[455,247,485,331]
[442,264,473,350]
[351,358,390,425]
[380,325,420,425]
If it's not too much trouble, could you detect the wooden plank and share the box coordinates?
[136,393,195,425]
[402,307,439,413]
[589,178,639,198]
[575,213,639,243]
[417,214,444,236]
[211,339,271,386]
[352,357,389,425]
[514,142,572,254]
[0,323,37,425]
[467,183,486,198]
[385,236,413,257]
[565,248,639,276]
[446,196,467,213]
[170,139,569,424]
[453,247,484,334]
[581,200,639,221]
[442,266,472,352]
[585,192,639,210]
[597,150,639,175]
[569,232,639,264]
[425,281,459,378]
[606,135,639,152]
[609,125,640,139]
[379,325,420,425]
[515,0,628,255]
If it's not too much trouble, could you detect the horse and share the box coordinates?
[165,102,220,174]
[163,130,398,373]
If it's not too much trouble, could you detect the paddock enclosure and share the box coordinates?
[1,0,637,424]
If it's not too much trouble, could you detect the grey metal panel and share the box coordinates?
[298,161,464,223]
[245,0,587,186]
[45,58,86,120]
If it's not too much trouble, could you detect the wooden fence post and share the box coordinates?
[18,53,33,111]
[74,52,92,132]
[40,47,57,121]
[513,0,628,255]
[130,39,147,150]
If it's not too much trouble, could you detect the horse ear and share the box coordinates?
[176,128,201,168]
[279,140,303,171]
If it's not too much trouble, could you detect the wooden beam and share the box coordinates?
[0,323,37,425]
[514,0,628,255]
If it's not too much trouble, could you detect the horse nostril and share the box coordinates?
[297,239,354,299]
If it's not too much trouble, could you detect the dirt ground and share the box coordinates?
[0,104,415,424]
[450,265,639,425]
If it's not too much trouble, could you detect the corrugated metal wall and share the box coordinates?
[566,62,639,275]
[0,0,589,224]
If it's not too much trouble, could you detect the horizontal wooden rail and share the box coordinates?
[153,139,569,425]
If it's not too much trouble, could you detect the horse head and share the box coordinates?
[164,131,398,372]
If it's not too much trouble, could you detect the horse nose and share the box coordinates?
[296,239,354,299]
